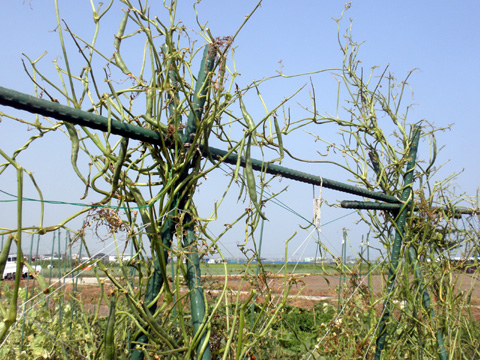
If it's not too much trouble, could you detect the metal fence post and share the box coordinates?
[374,126,423,359]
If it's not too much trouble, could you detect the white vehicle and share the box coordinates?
[2,256,42,280]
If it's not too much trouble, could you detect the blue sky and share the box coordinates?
[0,1,479,260]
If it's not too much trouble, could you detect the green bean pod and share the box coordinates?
[114,10,131,75]
[234,136,246,181]
[91,158,112,197]
[239,94,258,145]
[146,77,155,119]
[104,299,116,360]
[245,136,256,202]
[245,136,266,219]
[111,137,129,195]
[237,172,246,201]
[64,123,89,186]
[273,115,284,163]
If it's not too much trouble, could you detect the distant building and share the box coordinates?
[43,253,60,260]
[304,256,326,263]
[108,255,133,262]
[206,258,223,264]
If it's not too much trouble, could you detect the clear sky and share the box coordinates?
[0,1,479,260]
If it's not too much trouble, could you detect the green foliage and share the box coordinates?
[274,304,335,356]
[0,288,100,359]
[1,0,479,359]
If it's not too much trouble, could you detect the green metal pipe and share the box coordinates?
[177,45,214,359]
[406,245,447,359]
[374,126,421,359]
[132,43,213,359]
[0,86,399,204]
[183,213,211,360]
[208,146,399,203]
[341,200,475,216]
[163,44,183,132]
[0,86,166,145]
[131,216,175,360]
[131,258,163,359]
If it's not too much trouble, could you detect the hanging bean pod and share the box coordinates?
[104,299,116,360]
[64,122,89,188]
[245,136,266,220]
[114,10,131,75]
[239,93,258,145]
[234,135,246,181]
[273,115,284,163]
[111,137,129,196]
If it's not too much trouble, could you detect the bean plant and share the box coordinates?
[302,13,480,360]
[0,1,305,358]
[0,1,479,360]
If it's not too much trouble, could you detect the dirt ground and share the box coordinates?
[9,270,480,318]
[202,271,480,308]
[201,271,480,321]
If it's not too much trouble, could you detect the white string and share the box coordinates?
[0,220,156,352]
[314,177,323,232]
[19,218,157,313]
[0,239,119,351]
[306,259,385,360]
[24,314,90,359]
[19,239,118,314]
[0,208,193,354]
[244,226,318,356]
[361,266,400,360]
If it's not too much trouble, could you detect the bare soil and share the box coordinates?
[7,270,480,319]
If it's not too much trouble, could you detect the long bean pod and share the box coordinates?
[273,115,284,163]
[104,299,116,360]
[64,122,89,190]
[114,10,131,75]
[239,93,258,145]
[111,137,129,195]
[233,135,245,181]
[245,136,266,220]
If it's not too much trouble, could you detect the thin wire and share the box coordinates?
[0,239,119,351]
[24,314,89,359]
[0,221,156,352]
[1,248,116,357]
[306,259,386,360]
[19,241,118,315]
[0,188,158,210]
[0,163,359,353]
[361,273,394,359]
[245,226,318,356]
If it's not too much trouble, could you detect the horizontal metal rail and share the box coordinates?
[208,146,398,202]
[341,200,478,215]
[0,85,402,203]
[0,86,164,145]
